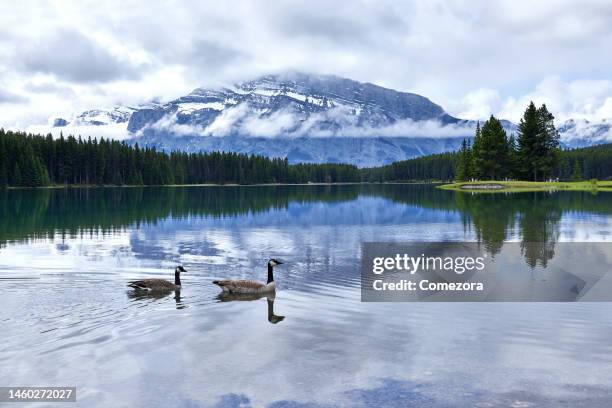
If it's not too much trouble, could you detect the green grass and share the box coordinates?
[439,180,612,193]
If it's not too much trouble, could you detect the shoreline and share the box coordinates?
[0,181,444,190]
[439,180,612,193]
[5,180,611,192]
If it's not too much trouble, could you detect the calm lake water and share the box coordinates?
[2,184,612,407]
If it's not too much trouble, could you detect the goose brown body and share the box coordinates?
[212,279,272,294]
[213,259,282,294]
[128,266,186,291]
[128,278,179,290]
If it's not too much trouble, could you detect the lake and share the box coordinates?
[1,184,612,407]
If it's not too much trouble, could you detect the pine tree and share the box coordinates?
[20,154,36,187]
[0,133,7,188]
[517,102,540,180]
[535,104,560,180]
[517,102,560,181]
[0,163,6,188]
[465,140,473,179]
[13,162,22,186]
[455,138,471,181]
[471,122,482,179]
[571,160,583,181]
[35,157,51,186]
[507,134,517,179]
[472,116,508,179]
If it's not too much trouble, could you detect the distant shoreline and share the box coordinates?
[439,180,612,193]
[1,181,445,190]
[6,181,611,192]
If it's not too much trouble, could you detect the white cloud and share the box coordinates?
[203,104,250,136]
[1,0,612,132]
[596,98,612,118]
[241,109,299,137]
[497,77,612,122]
[556,119,612,143]
[0,88,28,104]
[142,104,475,139]
[19,28,145,83]
[442,77,612,124]
[446,89,503,121]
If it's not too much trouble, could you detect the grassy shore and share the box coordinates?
[439,180,612,193]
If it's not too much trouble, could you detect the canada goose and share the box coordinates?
[128,266,186,291]
[213,259,283,294]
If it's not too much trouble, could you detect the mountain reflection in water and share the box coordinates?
[2,185,611,265]
[2,185,612,407]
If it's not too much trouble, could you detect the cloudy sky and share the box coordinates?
[1,0,612,132]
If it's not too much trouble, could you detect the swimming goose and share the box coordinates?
[213,259,282,294]
[128,266,186,291]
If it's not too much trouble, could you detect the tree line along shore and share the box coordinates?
[0,129,360,187]
[1,101,612,189]
[364,102,612,186]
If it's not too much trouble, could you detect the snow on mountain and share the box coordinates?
[53,105,139,127]
[120,73,478,166]
[45,73,612,166]
[557,118,612,148]
[126,73,461,138]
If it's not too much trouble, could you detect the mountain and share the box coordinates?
[51,73,611,167]
[126,72,460,133]
[54,105,139,127]
[124,72,479,167]
[126,132,468,166]
[557,119,612,148]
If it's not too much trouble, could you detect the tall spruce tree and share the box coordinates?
[12,162,22,186]
[471,122,482,178]
[17,145,49,187]
[517,102,560,181]
[472,116,509,179]
[571,160,583,181]
[0,162,6,187]
[465,140,473,179]
[535,104,560,180]
[507,134,518,179]
[517,102,539,180]
[455,138,471,181]
[0,132,7,187]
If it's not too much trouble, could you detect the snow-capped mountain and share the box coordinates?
[54,106,139,127]
[124,72,479,166]
[557,119,612,148]
[125,72,461,136]
[50,73,611,167]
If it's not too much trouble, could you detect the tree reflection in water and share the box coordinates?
[1,185,610,267]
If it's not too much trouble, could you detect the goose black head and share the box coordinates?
[176,266,187,273]
[268,259,283,267]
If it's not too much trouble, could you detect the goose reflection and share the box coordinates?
[127,289,186,309]
[217,292,285,324]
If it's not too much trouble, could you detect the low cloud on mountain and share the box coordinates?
[144,104,475,139]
